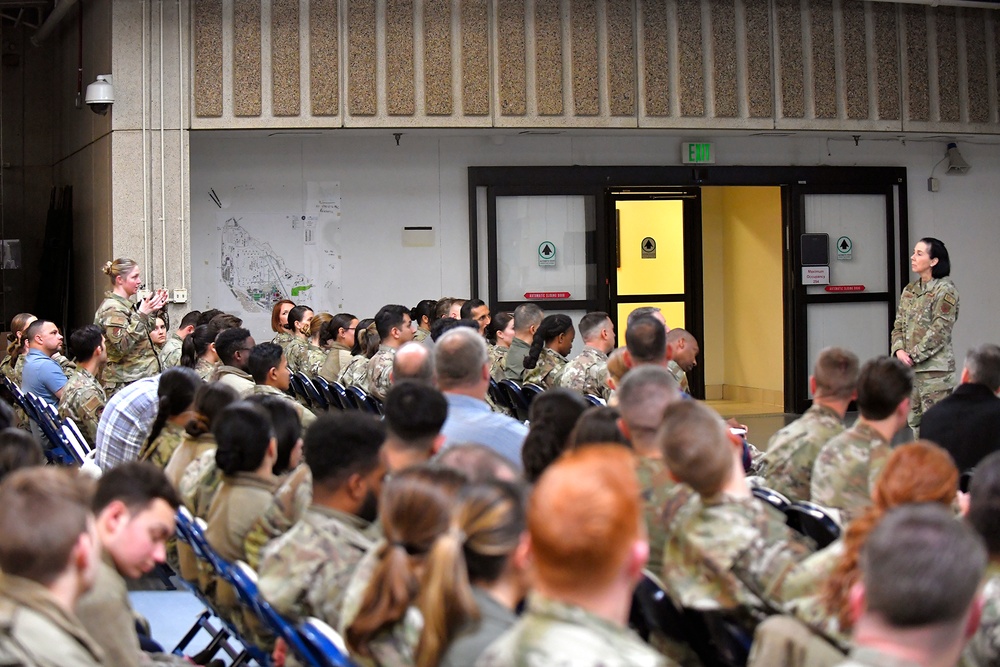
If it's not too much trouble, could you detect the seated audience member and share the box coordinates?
[1,312,36,385]
[77,462,189,667]
[213,327,256,397]
[448,299,466,320]
[257,412,386,627]
[659,401,813,628]
[502,304,544,381]
[486,312,515,382]
[837,504,985,667]
[627,306,667,328]
[605,347,628,400]
[0,467,104,666]
[179,324,220,381]
[283,305,315,375]
[206,313,243,345]
[436,443,521,484]
[520,389,588,483]
[920,343,1000,473]
[419,480,528,667]
[20,320,67,443]
[138,367,201,468]
[270,300,296,350]
[150,312,168,351]
[58,324,108,446]
[340,318,378,388]
[460,299,492,337]
[437,328,528,467]
[95,375,162,470]
[619,366,682,577]
[623,313,669,368]
[476,446,666,667]
[319,312,359,382]
[342,465,468,666]
[0,428,44,481]
[411,300,436,343]
[434,297,457,324]
[567,406,630,448]
[522,314,575,389]
[249,342,316,428]
[163,382,238,490]
[392,342,436,386]
[367,304,415,402]
[196,309,223,328]
[963,450,1000,667]
[159,309,200,369]
[302,312,333,376]
[812,357,913,523]
[431,317,478,342]
[556,311,616,399]
[665,328,699,395]
[762,347,859,501]
[383,381,448,470]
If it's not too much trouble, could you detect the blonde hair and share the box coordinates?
[309,312,333,340]
[102,258,138,284]
[6,313,36,359]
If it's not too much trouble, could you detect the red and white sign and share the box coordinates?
[825,285,866,293]
[524,292,571,300]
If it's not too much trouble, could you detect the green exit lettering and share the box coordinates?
[682,142,715,164]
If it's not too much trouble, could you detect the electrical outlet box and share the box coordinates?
[928,177,940,192]
[172,289,188,304]
[136,289,152,302]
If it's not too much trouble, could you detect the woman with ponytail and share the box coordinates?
[283,305,314,374]
[319,313,359,382]
[417,481,528,667]
[138,367,200,468]
[1,313,36,385]
[180,324,221,380]
[521,314,575,389]
[341,465,468,667]
[301,312,333,376]
[163,382,238,490]
[339,318,379,389]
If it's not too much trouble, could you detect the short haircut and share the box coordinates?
[392,343,435,384]
[197,309,223,327]
[0,467,92,584]
[68,324,103,363]
[617,366,680,435]
[529,445,641,591]
[578,312,610,342]
[92,461,180,515]
[919,237,951,279]
[0,428,44,483]
[248,342,284,384]
[460,299,487,320]
[207,313,244,341]
[521,389,588,483]
[435,328,488,390]
[568,406,630,449]
[813,347,860,400]
[214,402,275,475]
[658,400,732,496]
[665,328,696,347]
[861,503,985,627]
[434,297,456,322]
[965,344,1000,392]
[431,317,477,342]
[375,304,409,339]
[384,381,448,444]
[179,310,202,330]
[626,306,661,326]
[436,444,520,483]
[625,314,666,364]
[23,318,50,343]
[215,327,252,366]
[512,303,544,334]
[245,394,302,475]
[856,356,914,420]
[968,450,1000,556]
[305,412,385,488]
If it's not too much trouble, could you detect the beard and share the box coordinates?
[357,487,379,523]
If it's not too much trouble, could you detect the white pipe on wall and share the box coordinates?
[159,0,167,290]
[177,0,186,291]
[865,0,1000,8]
[142,0,151,280]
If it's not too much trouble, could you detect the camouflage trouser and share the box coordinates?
[908,370,956,436]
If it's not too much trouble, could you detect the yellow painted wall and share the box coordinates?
[700,189,726,390]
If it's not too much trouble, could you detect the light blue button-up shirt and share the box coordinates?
[440,393,528,468]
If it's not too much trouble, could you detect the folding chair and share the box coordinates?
[289,373,313,409]
[583,393,607,407]
[299,617,354,667]
[751,486,791,514]
[312,376,343,410]
[347,386,380,415]
[521,382,545,405]
[498,380,530,422]
[785,501,841,549]
[302,376,329,410]
[328,380,353,410]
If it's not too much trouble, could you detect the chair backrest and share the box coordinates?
[312,376,342,410]
[328,381,351,410]
[785,501,841,549]
[487,378,511,411]
[751,486,791,513]
[289,373,313,408]
[347,386,379,415]
[583,393,607,407]
[296,373,327,410]
[498,380,530,421]
[629,573,686,643]
[304,377,330,410]
[521,383,544,405]
[0,375,32,416]
[299,617,353,667]
[61,418,92,461]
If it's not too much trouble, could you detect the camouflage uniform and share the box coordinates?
[57,368,107,446]
[138,421,186,469]
[272,330,295,353]
[159,333,183,369]
[245,464,313,570]
[810,422,890,524]
[338,354,370,388]
[636,455,682,578]
[194,357,219,381]
[319,343,353,383]
[252,383,317,428]
[475,593,671,667]
[962,563,1000,667]
[303,343,328,377]
[95,292,160,393]
[285,337,309,375]
[890,276,959,433]
[502,337,531,381]
[667,360,690,395]
[556,346,611,399]
[257,504,375,629]
[12,353,25,385]
[489,345,509,383]
[761,404,845,501]
[413,328,430,344]
[522,348,567,389]
[179,449,222,519]
[366,345,396,401]
[215,365,254,397]
[164,433,217,490]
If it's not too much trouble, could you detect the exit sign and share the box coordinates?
[682,142,715,164]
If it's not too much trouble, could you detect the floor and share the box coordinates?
[704,398,797,449]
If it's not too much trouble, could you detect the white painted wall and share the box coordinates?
[189,131,1000,362]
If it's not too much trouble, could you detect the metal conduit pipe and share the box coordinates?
[29,0,78,46]
[865,0,1000,9]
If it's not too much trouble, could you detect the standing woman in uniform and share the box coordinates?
[95,258,169,395]
[890,237,959,435]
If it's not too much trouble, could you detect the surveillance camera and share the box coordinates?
[85,75,114,115]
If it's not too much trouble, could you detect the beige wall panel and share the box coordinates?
[461,0,490,115]
[424,0,453,115]
[965,10,989,124]
[776,0,804,118]
[310,0,339,116]
[842,0,868,120]
[711,0,737,118]
[348,0,378,115]
[386,0,416,115]
[936,8,960,122]
[810,0,836,119]
[233,0,262,116]
[194,0,224,117]
[535,0,564,115]
[641,0,670,116]
[271,0,301,116]
[676,0,704,117]
[873,2,899,120]
[744,0,772,118]
[904,5,929,121]
[571,0,599,116]
[606,0,635,116]
[497,0,527,116]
